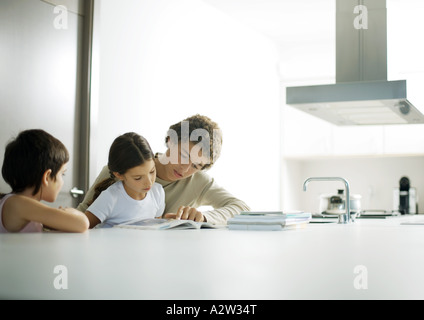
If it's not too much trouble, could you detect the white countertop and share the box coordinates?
[2,215,424,300]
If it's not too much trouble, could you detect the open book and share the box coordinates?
[114,218,220,230]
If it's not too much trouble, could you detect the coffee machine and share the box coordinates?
[393,176,418,214]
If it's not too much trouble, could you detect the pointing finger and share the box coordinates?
[175,206,185,220]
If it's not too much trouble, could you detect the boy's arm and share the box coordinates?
[3,195,89,233]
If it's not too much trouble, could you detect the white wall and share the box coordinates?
[92,0,281,211]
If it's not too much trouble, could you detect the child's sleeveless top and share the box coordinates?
[0,194,43,233]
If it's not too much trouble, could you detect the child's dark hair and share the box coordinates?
[1,129,69,197]
[89,132,154,205]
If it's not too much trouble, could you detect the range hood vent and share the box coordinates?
[286,0,424,126]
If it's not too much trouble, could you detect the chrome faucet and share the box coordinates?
[303,177,352,224]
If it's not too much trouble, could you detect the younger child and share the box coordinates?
[85,132,165,228]
[0,129,89,233]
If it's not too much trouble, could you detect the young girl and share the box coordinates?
[0,129,89,233]
[85,132,165,228]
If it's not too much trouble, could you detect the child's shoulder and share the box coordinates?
[0,194,43,233]
[0,194,16,214]
[96,181,123,200]
[151,182,165,197]
[1,194,31,208]
[103,180,124,193]
[149,183,165,208]
[0,193,15,203]
[152,182,164,191]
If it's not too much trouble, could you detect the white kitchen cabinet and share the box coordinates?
[281,103,384,158]
[332,126,385,156]
[282,100,424,158]
[281,103,332,157]
[383,124,424,155]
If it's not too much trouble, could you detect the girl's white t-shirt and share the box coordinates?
[87,181,165,228]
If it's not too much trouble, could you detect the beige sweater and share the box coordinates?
[77,165,250,225]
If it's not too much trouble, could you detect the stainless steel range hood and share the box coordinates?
[286,0,424,126]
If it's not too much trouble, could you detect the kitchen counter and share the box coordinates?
[2,215,424,300]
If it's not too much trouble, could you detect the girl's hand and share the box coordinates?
[164,206,205,222]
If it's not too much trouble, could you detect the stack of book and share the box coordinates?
[227,211,312,231]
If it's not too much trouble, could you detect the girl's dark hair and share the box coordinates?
[1,129,69,197]
[89,132,154,205]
